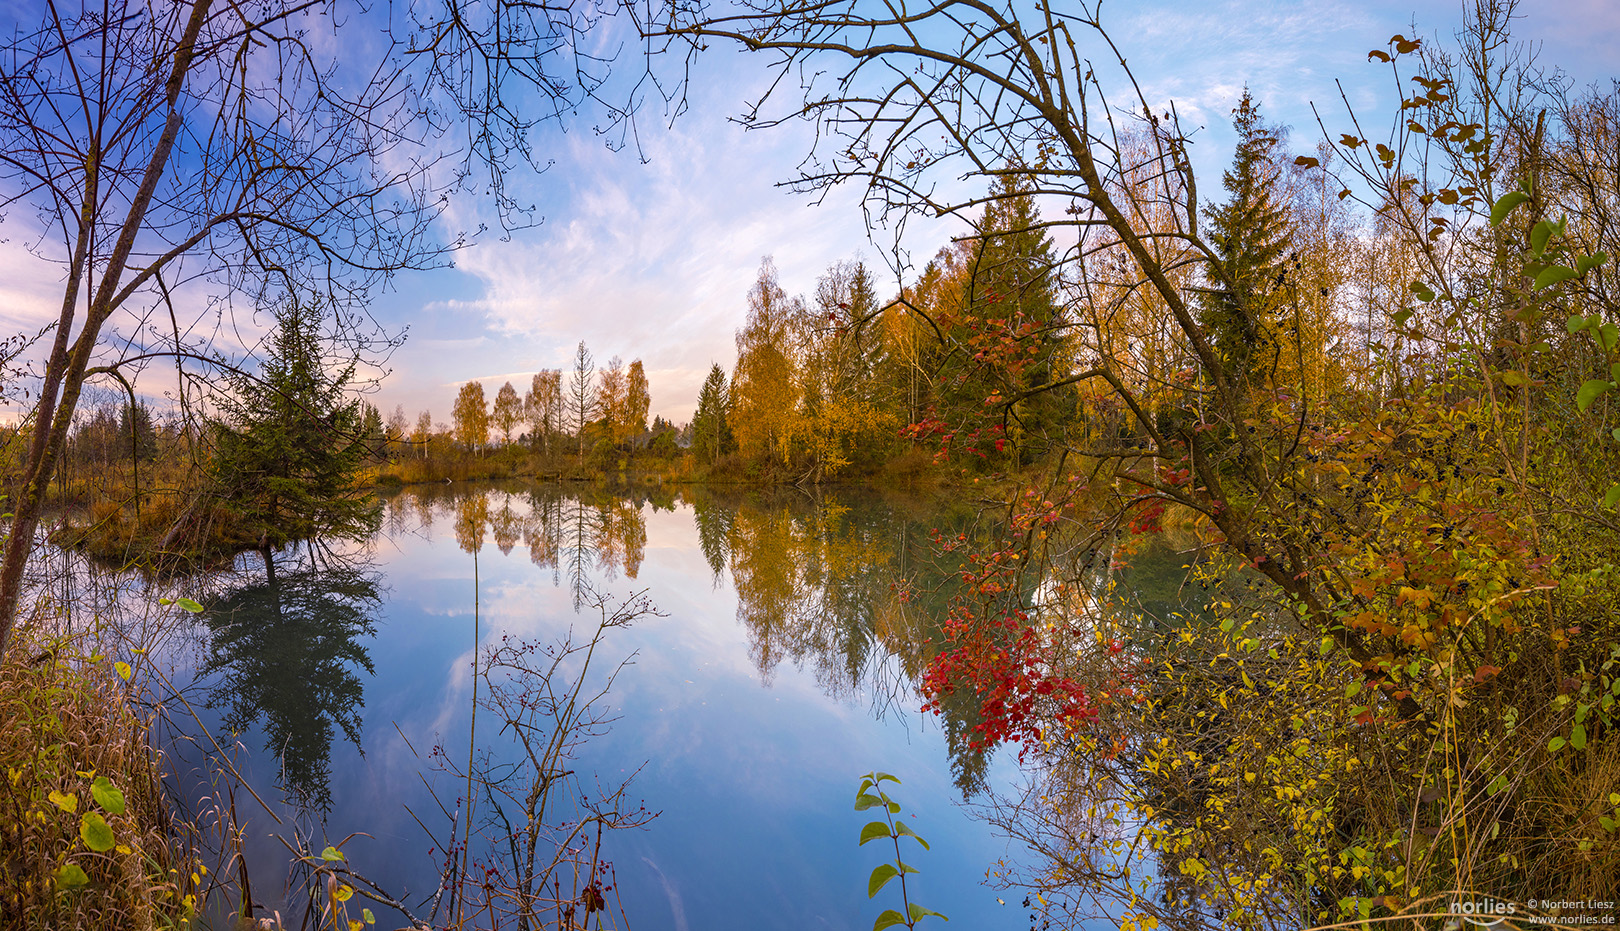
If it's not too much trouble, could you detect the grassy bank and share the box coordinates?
[0,619,207,929]
[46,435,957,571]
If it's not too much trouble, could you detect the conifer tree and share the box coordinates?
[568,341,597,459]
[934,170,1064,460]
[212,300,380,553]
[117,401,158,463]
[1202,89,1292,388]
[692,363,734,464]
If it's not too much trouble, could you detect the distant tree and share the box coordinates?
[567,342,597,459]
[359,403,387,458]
[692,363,735,464]
[71,404,122,471]
[526,369,562,454]
[598,356,627,441]
[453,381,489,452]
[117,400,159,463]
[413,410,434,459]
[387,405,410,459]
[211,300,380,556]
[625,360,651,439]
[731,259,803,462]
[492,381,524,444]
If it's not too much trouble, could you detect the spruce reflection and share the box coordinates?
[201,551,382,811]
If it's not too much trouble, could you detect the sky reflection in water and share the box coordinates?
[193,483,1034,930]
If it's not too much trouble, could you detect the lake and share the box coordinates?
[150,481,1191,929]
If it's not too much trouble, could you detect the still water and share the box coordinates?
[168,481,1075,930]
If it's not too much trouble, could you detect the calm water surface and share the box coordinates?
[166,482,1088,930]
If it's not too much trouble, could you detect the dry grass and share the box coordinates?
[0,618,206,930]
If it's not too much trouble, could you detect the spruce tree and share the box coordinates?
[117,401,158,462]
[940,169,1065,461]
[211,300,380,554]
[1202,89,1292,389]
[692,363,734,464]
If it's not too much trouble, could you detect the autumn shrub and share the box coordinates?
[928,382,1620,928]
[0,616,206,929]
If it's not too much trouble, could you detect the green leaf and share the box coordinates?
[1408,281,1435,303]
[1572,723,1588,751]
[56,863,90,889]
[1549,736,1567,753]
[1569,314,1590,334]
[320,845,346,862]
[898,861,920,875]
[1577,379,1611,414]
[362,908,376,925]
[1577,251,1609,275]
[894,821,930,851]
[91,777,126,816]
[909,903,949,923]
[1391,308,1415,327]
[874,909,908,931]
[855,792,887,812]
[1534,265,1579,291]
[1604,483,1620,510]
[1531,219,1557,256]
[1499,370,1528,387]
[868,863,900,898]
[860,821,892,846]
[1601,322,1620,352]
[1490,190,1530,226]
[175,598,203,614]
[80,813,115,852]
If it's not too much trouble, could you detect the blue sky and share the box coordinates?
[3,0,1616,427]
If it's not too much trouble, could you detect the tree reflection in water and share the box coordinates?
[380,482,1020,796]
[201,548,383,811]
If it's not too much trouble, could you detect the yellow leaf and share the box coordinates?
[334,884,354,903]
[48,790,77,813]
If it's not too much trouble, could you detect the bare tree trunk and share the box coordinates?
[0,0,213,664]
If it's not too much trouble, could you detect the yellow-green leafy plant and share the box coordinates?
[855,772,948,931]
